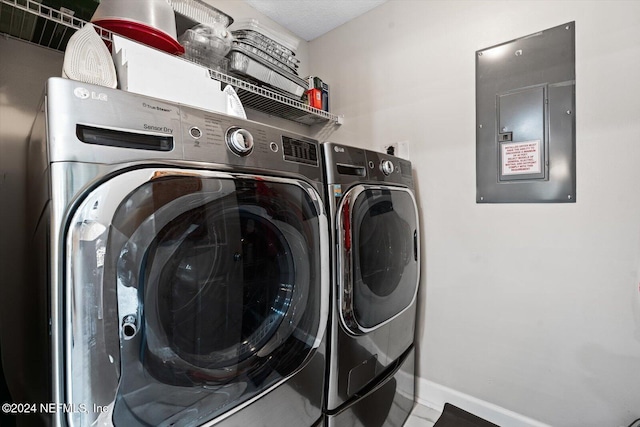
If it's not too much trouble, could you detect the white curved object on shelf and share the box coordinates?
[223,85,247,119]
[62,23,117,88]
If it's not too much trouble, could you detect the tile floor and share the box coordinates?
[405,402,441,427]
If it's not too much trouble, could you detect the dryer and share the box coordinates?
[15,77,329,426]
[322,143,420,427]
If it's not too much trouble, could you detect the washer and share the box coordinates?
[322,143,420,427]
[18,77,329,426]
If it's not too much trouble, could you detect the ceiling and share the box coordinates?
[242,0,388,42]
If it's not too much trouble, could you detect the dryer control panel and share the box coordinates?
[43,78,323,184]
[282,136,318,166]
[180,106,323,182]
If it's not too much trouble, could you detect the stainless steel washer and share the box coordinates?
[322,143,420,427]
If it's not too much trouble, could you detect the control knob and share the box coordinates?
[226,127,254,156]
[381,159,394,175]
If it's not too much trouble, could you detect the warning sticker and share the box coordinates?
[501,140,541,175]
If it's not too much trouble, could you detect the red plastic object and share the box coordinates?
[306,88,322,110]
[342,200,351,252]
[93,19,185,55]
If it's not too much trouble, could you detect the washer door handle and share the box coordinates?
[413,230,418,262]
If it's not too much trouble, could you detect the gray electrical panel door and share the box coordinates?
[476,22,575,203]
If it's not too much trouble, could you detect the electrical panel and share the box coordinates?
[476,22,576,203]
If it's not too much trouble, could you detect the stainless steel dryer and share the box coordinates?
[16,77,329,427]
[322,143,420,427]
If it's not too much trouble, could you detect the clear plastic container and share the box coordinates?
[231,40,297,75]
[233,30,299,63]
[228,48,306,98]
[183,46,229,72]
[179,23,233,57]
[231,18,299,53]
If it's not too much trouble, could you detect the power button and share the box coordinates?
[189,127,202,139]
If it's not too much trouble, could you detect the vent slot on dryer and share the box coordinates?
[77,125,174,151]
[336,164,366,177]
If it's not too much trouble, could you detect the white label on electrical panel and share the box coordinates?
[502,140,541,175]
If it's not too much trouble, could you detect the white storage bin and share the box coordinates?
[112,34,227,114]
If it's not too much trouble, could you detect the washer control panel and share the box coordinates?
[324,143,413,187]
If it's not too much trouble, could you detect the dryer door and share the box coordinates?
[65,168,328,427]
[338,185,419,335]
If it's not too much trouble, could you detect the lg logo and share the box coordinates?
[74,87,108,101]
[334,146,345,153]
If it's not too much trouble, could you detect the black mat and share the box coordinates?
[433,403,500,427]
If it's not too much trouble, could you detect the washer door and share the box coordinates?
[65,169,328,427]
[338,185,419,334]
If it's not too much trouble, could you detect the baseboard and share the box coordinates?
[416,378,551,427]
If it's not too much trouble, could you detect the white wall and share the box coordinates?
[309,1,640,426]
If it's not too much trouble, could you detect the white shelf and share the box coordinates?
[0,0,112,48]
[0,0,343,128]
[209,69,342,126]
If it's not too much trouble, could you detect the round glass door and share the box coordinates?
[149,205,298,371]
[66,169,327,427]
[339,185,419,334]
